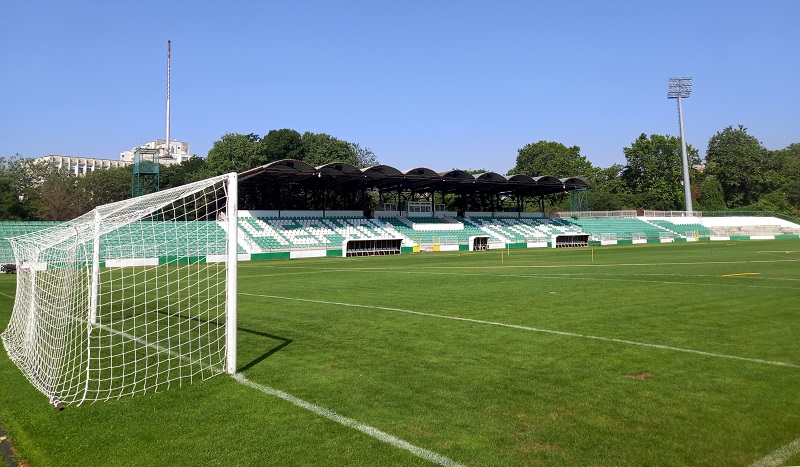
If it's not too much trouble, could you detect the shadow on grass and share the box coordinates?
[153,309,292,373]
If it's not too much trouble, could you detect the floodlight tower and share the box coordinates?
[668,77,693,214]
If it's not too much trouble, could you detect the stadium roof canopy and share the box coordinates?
[239,159,588,197]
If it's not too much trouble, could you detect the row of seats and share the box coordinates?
[99,221,237,258]
[378,217,491,245]
[239,217,396,251]
[0,216,738,264]
[563,218,670,239]
[1,221,60,263]
[649,220,715,236]
[1,221,240,263]
[465,217,576,242]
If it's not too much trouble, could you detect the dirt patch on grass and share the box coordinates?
[0,427,23,467]
[625,371,655,380]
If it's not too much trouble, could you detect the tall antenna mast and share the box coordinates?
[165,40,171,160]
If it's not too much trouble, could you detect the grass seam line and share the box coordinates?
[242,293,800,370]
[749,435,800,467]
[233,374,463,467]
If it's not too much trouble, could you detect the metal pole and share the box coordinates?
[225,173,238,375]
[677,96,693,214]
[165,40,171,161]
[89,209,101,325]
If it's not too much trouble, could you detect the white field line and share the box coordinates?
[242,293,800,370]
[239,257,800,274]
[0,291,14,300]
[96,324,461,466]
[397,270,800,291]
[750,435,800,467]
[239,270,335,279]
[233,373,463,467]
[281,268,799,291]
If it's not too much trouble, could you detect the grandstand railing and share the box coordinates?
[555,210,637,218]
[643,210,701,218]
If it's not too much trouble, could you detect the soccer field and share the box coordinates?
[2,240,800,466]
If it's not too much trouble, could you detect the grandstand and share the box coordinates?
[565,217,671,240]
[463,215,578,243]
[98,220,241,260]
[238,214,395,252]
[378,215,490,248]
[4,212,800,264]
[647,219,715,237]
[0,219,239,265]
[2,158,800,263]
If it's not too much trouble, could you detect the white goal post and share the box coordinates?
[1,173,238,408]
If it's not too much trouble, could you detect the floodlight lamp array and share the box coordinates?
[667,77,692,99]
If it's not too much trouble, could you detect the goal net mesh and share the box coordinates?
[1,174,236,407]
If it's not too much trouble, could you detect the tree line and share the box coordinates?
[1,124,797,221]
[0,129,377,221]
[509,125,799,216]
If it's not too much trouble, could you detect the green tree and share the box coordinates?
[206,130,380,174]
[770,143,800,214]
[0,155,65,220]
[161,156,213,188]
[300,132,359,167]
[349,142,378,168]
[585,164,629,210]
[260,129,303,162]
[696,174,726,211]
[0,177,24,220]
[205,133,265,175]
[77,166,132,211]
[622,133,700,210]
[36,170,84,221]
[704,125,768,207]
[508,141,595,178]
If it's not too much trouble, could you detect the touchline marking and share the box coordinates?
[240,270,334,279]
[385,270,800,291]
[96,325,462,466]
[233,374,463,467]
[242,293,800,370]
[750,435,800,467]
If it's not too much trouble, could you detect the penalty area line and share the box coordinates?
[750,435,800,467]
[242,293,800,370]
[92,324,462,466]
[232,373,463,467]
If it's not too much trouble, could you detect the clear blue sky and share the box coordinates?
[2,1,798,174]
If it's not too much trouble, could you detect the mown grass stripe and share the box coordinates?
[242,293,800,370]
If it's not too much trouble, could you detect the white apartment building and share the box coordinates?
[120,139,190,166]
[36,156,131,176]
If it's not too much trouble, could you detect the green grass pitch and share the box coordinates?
[1,240,799,466]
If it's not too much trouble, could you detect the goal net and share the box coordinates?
[1,173,238,408]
